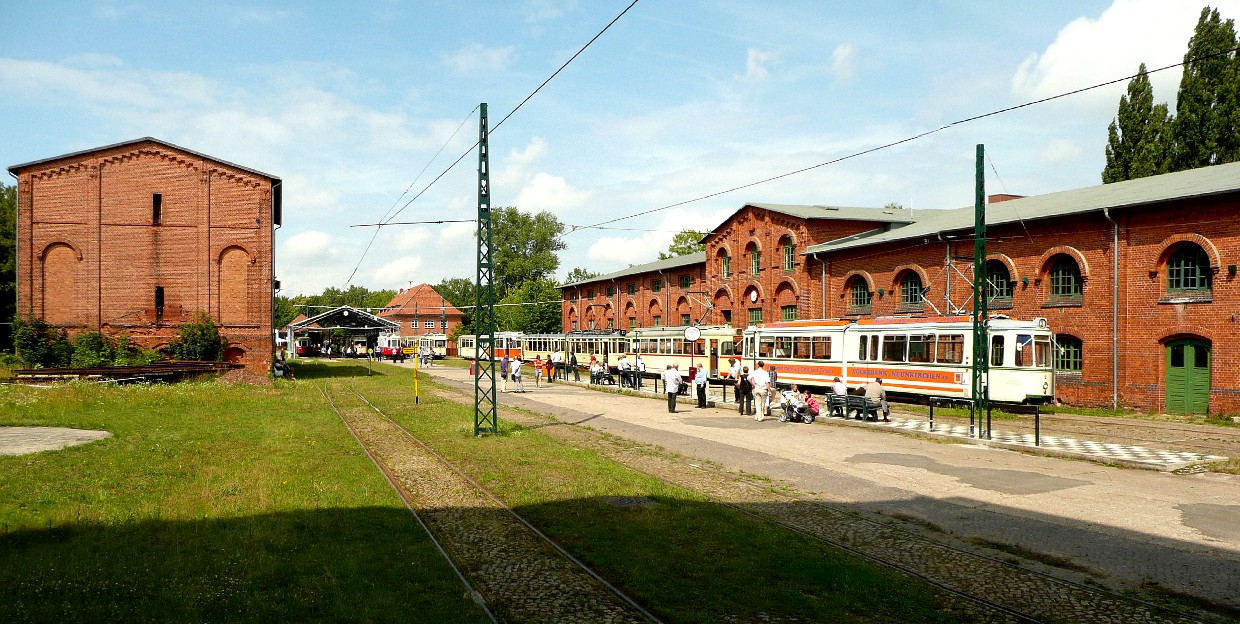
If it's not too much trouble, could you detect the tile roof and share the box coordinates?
[562,252,706,288]
[379,283,463,318]
[8,136,281,181]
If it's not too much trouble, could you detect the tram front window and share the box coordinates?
[1014,334,1050,367]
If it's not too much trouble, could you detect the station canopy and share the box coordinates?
[286,305,399,336]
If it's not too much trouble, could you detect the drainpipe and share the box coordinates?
[1102,207,1119,410]
[939,233,951,313]
[659,269,668,326]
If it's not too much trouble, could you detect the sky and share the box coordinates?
[3,0,1238,297]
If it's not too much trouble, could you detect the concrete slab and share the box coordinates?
[0,426,112,456]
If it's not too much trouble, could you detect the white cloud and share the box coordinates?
[1009,0,1239,106]
[523,0,576,23]
[742,48,775,81]
[372,256,425,289]
[514,172,591,214]
[281,231,335,261]
[1038,138,1084,164]
[396,228,431,250]
[441,44,516,74]
[829,43,854,82]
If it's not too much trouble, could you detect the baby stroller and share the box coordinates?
[778,390,815,424]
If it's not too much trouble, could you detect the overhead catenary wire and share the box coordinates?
[570,47,1239,234]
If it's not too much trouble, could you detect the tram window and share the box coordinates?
[936,334,964,364]
[991,336,1005,366]
[774,337,793,358]
[870,336,879,361]
[1036,336,1051,368]
[1015,334,1034,367]
[758,337,775,358]
[694,341,706,356]
[810,336,831,360]
[719,340,736,356]
[882,335,908,362]
[907,334,932,363]
[858,335,868,360]
[793,337,812,359]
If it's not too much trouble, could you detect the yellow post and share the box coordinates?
[414,348,421,405]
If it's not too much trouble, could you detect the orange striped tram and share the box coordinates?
[741,316,1054,404]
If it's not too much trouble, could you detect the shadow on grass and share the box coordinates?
[288,361,388,379]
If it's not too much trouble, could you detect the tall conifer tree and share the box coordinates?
[1103,65,1171,182]
[1172,6,1238,169]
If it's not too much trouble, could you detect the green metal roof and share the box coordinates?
[807,162,1240,254]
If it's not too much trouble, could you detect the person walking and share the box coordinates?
[662,364,681,413]
[737,366,754,415]
[570,351,580,381]
[500,355,510,393]
[534,355,544,387]
[694,363,708,408]
[749,361,772,421]
[767,365,779,416]
[511,358,525,392]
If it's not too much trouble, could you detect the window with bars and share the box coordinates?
[1055,334,1083,371]
[783,240,795,270]
[627,282,636,295]
[1167,245,1211,292]
[1049,257,1082,298]
[679,274,691,289]
[748,308,763,325]
[721,254,731,279]
[781,305,797,321]
[424,320,435,328]
[849,279,871,311]
[750,250,761,275]
[987,261,1013,301]
[629,317,637,330]
[900,273,923,307]
[652,279,662,292]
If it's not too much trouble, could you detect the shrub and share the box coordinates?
[13,316,72,368]
[169,312,226,361]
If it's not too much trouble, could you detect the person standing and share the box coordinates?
[662,364,681,413]
[500,355,510,393]
[694,363,708,408]
[570,350,580,381]
[634,354,645,389]
[551,349,563,381]
[511,358,525,392]
[737,366,754,415]
[533,356,544,387]
[749,361,771,422]
[617,354,632,388]
[767,365,779,416]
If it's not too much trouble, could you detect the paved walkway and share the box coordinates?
[419,364,1240,613]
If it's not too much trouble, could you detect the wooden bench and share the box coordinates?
[845,395,882,420]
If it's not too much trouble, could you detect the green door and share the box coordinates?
[1165,339,1211,414]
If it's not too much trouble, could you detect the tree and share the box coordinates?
[169,312,226,361]
[0,182,15,351]
[435,277,477,332]
[658,230,706,260]
[1102,64,1172,183]
[563,267,599,285]
[489,207,566,300]
[274,296,299,330]
[495,278,562,334]
[1172,6,1238,170]
[13,316,72,368]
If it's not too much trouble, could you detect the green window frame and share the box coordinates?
[721,254,731,279]
[1049,257,1082,297]
[987,261,1013,300]
[570,292,578,302]
[586,288,594,299]
[629,317,637,330]
[653,315,662,327]
[681,313,691,325]
[783,241,795,271]
[627,282,636,295]
[606,286,615,297]
[748,308,763,325]
[1167,245,1211,292]
[750,249,762,275]
[1055,334,1082,371]
[781,305,797,321]
[900,273,923,306]
[679,274,692,289]
[849,279,871,310]
[652,279,662,292]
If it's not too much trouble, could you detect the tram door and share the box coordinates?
[1166,339,1210,414]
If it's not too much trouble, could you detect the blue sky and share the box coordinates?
[3,0,1237,296]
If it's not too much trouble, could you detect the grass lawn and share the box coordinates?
[3,361,982,623]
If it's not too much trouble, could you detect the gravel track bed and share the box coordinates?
[429,385,1217,624]
[326,383,650,624]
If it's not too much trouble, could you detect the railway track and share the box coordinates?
[318,381,660,624]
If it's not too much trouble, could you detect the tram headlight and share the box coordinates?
[1043,381,1049,392]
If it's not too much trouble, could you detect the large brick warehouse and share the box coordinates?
[562,162,1240,414]
[8,137,281,373]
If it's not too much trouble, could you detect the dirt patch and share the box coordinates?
[216,368,273,386]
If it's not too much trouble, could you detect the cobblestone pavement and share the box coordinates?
[323,382,652,624]
[420,366,1237,623]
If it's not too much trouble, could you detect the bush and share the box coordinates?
[70,332,160,368]
[169,312,225,361]
[13,316,72,368]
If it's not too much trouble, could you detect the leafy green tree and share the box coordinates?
[0,183,15,351]
[496,278,562,334]
[13,316,72,368]
[563,267,599,285]
[658,230,706,260]
[1103,64,1172,182]
[1172,6,1238,170]
[435,277,477,333]
[169,312,225,361]
[489,207,566,300]
[274,296,299,329]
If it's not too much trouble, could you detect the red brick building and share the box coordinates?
[378,283,464,341]
[9,137,280,373]
[563,163,1240,414]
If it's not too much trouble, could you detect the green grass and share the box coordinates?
[0,369,488,624]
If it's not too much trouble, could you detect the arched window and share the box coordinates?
[782,237,796,271]
[750,248,762,275]
[1055,334,1083,372]
[1167,245,1211,292]
[721,253,732,279]
[1049,256,1082,299]
[987,260,1012,303]
[848,278,871,312]
[900,272,923,307]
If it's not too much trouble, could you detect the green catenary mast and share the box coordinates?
[971,144,990,438]
[474,103,498,435]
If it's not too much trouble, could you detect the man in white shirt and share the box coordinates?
[831,376,847,397]
[617,354,632,388]
[634,354,645,389]
[510,358,525,392]
[693,364,708,408]
[748,361,772,422]
[662,364,681,413]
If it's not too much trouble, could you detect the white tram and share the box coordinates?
[628,325,741,378]
[564,331,629,366]
[456,332,524,361]
[523,334,567,363]
[742,316,1054,404]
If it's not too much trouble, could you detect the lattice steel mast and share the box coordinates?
[474,103,498,435]
[971,144,990,438]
